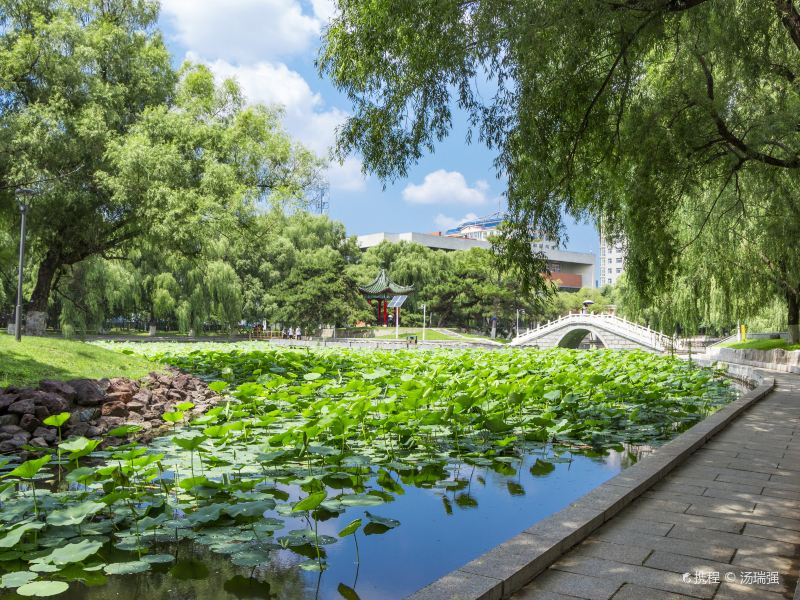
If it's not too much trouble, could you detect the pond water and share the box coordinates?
[0,347,740,600]
[49,445,646,600]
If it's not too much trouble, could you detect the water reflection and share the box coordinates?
[35,444,648,600]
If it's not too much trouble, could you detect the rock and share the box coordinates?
[106,391,133,404]
[11,431,31,443]
[131,389,152,404]
[19,414,41,433]
[97,416,125,430]
[29,437,48,448]
[126,401,146,414]
[33,406,49,421]
[68,379,106,406]
[124,411,144,423]
[101,402,128,418]
[0,414,20,427]
[65,423,100,438]
[7,399,35,415]
[0,440,23,453]
[0,395,17,412]
[78,406,102,423]
[167,390,185,402]
[34,392,69,415]
[0,433,12,442]
[32,427,57,444]
[0,424,25,435]
[39,380,76,401]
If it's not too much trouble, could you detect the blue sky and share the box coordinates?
[156,0,599,256]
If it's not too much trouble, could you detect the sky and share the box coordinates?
[156,0,599,258]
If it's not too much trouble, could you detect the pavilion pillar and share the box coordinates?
[383,300,387,326]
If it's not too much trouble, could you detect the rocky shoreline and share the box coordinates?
[0,369,223,454]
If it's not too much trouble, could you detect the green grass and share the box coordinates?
[0,334,164,388]
[722,338,800,351]
[371,327,458,341]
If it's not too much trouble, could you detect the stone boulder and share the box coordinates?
[68,379,106,407]
[39,380,76,401]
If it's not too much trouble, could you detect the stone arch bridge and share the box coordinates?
[510,313,674,353]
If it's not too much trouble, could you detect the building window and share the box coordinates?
[616,268,622,273]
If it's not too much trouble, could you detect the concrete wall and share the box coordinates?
[705,347,800,374]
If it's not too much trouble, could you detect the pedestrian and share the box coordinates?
[295,326,302,340]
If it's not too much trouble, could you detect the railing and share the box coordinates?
[512,312,673,350]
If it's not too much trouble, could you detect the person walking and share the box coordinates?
[295,326,302,340]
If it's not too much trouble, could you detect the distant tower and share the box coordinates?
[599,222,627,286]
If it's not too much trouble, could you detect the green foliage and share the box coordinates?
[319,0,800,339]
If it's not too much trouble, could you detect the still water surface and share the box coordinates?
[48,446,646,600]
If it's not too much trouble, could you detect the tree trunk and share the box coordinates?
[26,251,60,335]
[787,288,799,344]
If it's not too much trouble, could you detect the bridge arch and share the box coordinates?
[510,313,671,352]
[557,328,608,349]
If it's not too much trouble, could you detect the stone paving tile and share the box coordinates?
[549,555,717,598]
[510,376,800,600]
[587,529,735,562]
[623,507,744,534]
[701,487,800,510]
[643,551,794,595]
[514,570,621,600]
[711,582,788,599]
[742,522,800,543]
[568,539,652,566]
[610,583,697,599]
[666,524,799,556]
[641,490,757,513]
[595,517,674,537]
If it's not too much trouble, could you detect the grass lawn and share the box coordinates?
[370,327,460,341]
[0,333,163,388]
[723,338,800,351]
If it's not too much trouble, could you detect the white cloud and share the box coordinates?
[434,212,480,230]
[196,56,365,191]
[310,0,337,23]
[161,2,363,192]
[160,0,322,62]
[402,170,490,205]
[326,157,366,192]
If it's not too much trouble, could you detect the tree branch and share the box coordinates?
[697,54,800,168]
[775,0,800,52]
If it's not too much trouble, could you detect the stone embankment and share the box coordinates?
[706,346,800,373]
[0,370,221,454]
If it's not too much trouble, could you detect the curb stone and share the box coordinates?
[406,375,776,600]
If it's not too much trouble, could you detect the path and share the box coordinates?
[434,328,504,345]
[515,373,800,600]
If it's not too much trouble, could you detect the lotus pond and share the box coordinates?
[0,345,736,599]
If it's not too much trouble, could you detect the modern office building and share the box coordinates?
[599,227,627,287]
[357,214,596,291]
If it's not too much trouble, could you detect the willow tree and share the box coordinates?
[0,0,174,333]
[320,1,800,341]
[0,1,326,334]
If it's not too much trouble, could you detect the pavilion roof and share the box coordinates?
[358,269,414,299]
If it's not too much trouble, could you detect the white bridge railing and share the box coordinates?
[511,312,678,351]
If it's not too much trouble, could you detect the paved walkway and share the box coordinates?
[515,373,800,600]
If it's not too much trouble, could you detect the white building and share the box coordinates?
[599,228,627,287]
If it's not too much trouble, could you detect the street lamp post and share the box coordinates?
[422,304,426,341]
[515,308,525,338]
[14,188,35,342]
